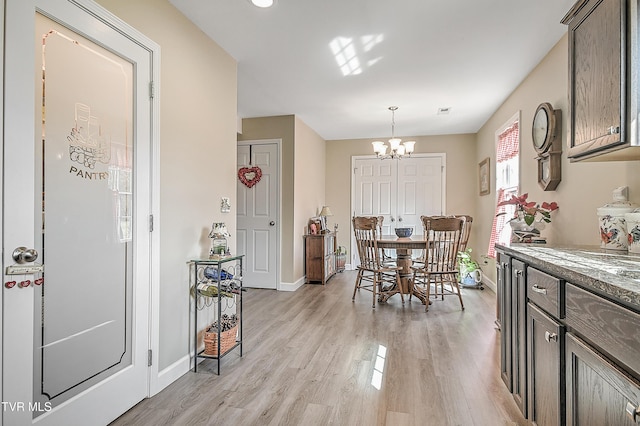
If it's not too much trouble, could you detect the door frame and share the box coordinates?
[0,0,162,418]
[237,139,281,290]
[349,153,447,269]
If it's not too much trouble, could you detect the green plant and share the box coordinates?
[336,246,347,256]
[457,248,479,272]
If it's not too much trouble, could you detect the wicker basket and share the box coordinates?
[204,324,238,356]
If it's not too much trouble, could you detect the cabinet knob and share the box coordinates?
[626,401,638,422]
[544,331,558,343]
[269,221,275,226]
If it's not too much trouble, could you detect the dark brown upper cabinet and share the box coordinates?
[562,0,640,161]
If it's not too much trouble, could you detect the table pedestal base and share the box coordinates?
[377,249,431,305]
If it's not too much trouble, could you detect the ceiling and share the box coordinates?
[169,0,576,141]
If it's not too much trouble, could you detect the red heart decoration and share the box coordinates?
[238,166,263,188]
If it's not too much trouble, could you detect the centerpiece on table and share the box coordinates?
[497,193,559,243]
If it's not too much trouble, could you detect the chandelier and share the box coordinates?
[372,106,416,159]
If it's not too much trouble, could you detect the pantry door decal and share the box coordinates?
[37,15,134,404]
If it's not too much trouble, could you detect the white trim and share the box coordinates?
[482,276,497,294]
[279,276,306,292]
[237,139,281,291]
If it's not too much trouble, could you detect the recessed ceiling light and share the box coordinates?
[251,0,274,7]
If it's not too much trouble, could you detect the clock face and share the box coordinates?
[533,107,549,149]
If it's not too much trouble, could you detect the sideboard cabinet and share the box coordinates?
[497,245,640,425]
[304,232,336,284]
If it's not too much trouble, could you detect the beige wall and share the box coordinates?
[476,33,640,284]
[239,115,299,282]
[239,115,327,284]
[294,117,327,279]
[325,134,477,257]
[97,0,238,370]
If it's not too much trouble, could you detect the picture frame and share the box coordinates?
[479,157,490,196]
[308,217,322,235]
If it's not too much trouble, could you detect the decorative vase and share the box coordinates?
[597,187,637,251]
[509,214,543,243]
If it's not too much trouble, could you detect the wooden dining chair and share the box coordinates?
[352,216,404,308]
[377,215,396,266]
[411,216,465,311]
[457,215,473,252]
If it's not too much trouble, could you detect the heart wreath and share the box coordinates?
[238,166,263,188]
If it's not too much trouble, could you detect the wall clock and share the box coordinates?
[532,102,562,191]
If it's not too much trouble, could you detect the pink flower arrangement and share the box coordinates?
[497,193,559,226]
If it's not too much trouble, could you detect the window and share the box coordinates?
[488,113,520,258]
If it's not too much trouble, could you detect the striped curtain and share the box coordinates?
[487,121,519,258]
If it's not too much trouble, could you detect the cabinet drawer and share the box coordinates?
[527,267,564,319]
[566,283,640,377]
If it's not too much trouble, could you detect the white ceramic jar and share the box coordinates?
[597,187,637,250]
[625,208,640,253]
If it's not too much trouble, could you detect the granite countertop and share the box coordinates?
[496,244,640,311]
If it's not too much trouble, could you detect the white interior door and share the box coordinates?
[237,141,279,289]
[352,154,445,266]
[396,155,445,230]
[3,1,153,424]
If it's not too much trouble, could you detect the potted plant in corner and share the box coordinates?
[457,248,483,289]
[335,246,347,272]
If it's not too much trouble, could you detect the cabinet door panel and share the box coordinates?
[512,259,527,416]
[528,303,564,426]
[566,0,625,159]
[498,252,512,391]
[566,333,640,426]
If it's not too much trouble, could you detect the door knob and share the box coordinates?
[269,221,275,226]
[12,247,38,264]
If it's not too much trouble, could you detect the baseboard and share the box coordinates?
[482,276,497,293]
[279,276,306,292]
[151,354,190,396]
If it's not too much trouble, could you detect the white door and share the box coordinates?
[237,141,279,289]
[396,156,445,229]
[352,154,445,265]
[3,1,153,424]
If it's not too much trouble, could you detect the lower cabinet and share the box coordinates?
[566,333,640,426]
[528,303,564,426]
[498,246,640,426]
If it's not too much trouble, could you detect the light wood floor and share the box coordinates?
[111,271,527,426]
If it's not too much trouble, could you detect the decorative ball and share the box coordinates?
[395,227,413,238]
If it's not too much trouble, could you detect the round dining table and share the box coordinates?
[376,235,429,305]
